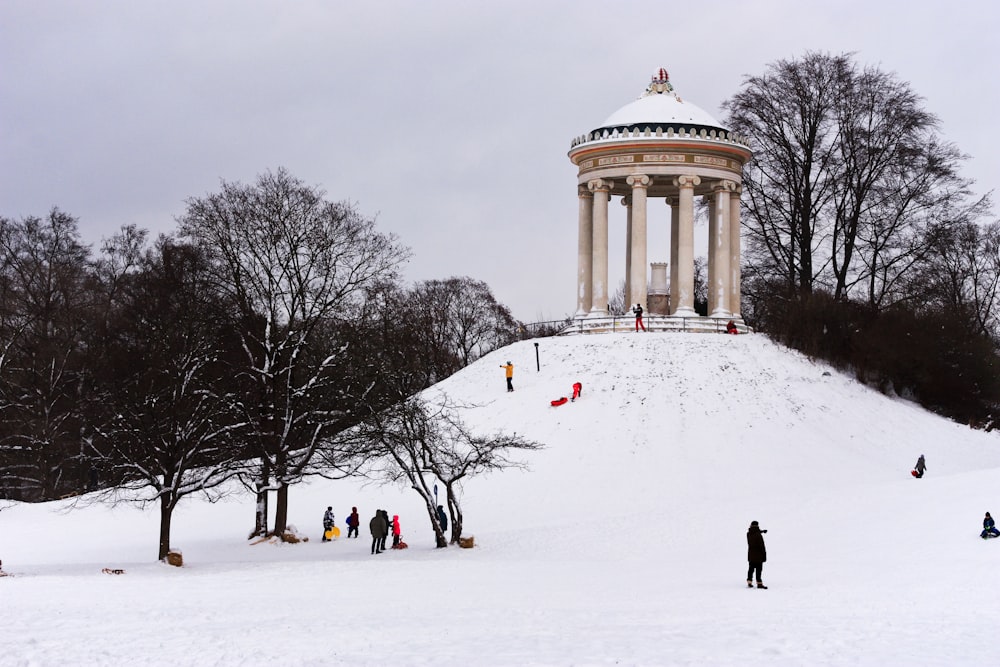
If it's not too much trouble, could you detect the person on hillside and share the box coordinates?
[370,509,387,554]
[914,454,927,478]
[391,515,401,548]
[571,382,583,402]
[982,512,1000,539]
[747,521,768,589]
[632,303,646,332]
[436,505,448,534]
[726,320,738,335]
[501,361,514,392]
[321,506,335,542]
[346,506,360,539]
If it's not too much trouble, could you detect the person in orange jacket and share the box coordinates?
[501,361,514,392]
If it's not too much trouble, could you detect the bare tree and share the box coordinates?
[356,395,543,547]
[92,238,246,560]
[0,209,92,500]
[723,51,972,307]
[178,168,408,537]
[408,277,520,367]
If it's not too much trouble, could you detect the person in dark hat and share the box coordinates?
[982,512,1000,539]
[747,521,768,589]
[914,455,927,478]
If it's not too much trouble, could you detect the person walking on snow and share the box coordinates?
[747,521,768,589]
[632,303,646,332]
[982,512,1000,539]
[346,506,360,538]
[321,506,335,542]
[914,454,927,478]
[370,509,387,554]
[501,361,514,392]
[571,382,583,402]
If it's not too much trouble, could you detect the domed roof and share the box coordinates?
[594,68,726,133]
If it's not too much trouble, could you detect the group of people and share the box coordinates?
[368,509,402,554]
[321,504,452,553]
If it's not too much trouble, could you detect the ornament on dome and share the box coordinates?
[643,67,675,96]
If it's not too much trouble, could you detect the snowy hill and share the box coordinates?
[2,333,1000,666]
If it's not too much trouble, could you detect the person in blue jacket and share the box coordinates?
[982,512,1000,539]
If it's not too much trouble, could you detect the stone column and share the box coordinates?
[626,174,650,311]
[672,175,700,316]
[667,197,680,314]
[621,195,632,313]
[709,180,734,318]
[588,178,612,315]
[729,185,742,319]
[576,185,594,316]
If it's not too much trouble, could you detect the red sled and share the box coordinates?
[550,397,568,407]
[911,470,918,477]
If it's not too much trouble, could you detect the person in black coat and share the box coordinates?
[747,521,768,589]
[369,509,387,554]
[436,505,448,534]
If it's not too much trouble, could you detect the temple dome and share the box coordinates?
[593,68,727,134]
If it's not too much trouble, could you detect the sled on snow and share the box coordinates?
[550,397,568,407]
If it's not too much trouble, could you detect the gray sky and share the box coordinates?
[2,0,997,322]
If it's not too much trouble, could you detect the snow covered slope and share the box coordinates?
[2,333,999,666]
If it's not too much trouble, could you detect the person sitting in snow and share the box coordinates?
[914,454,927,478]
[321,506,335,542]
[982,512,1000,539]
[726,320,738,335]
[571,382,582,402]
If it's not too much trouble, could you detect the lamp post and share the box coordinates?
[534,342,540,372]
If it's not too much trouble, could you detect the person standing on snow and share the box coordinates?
[747,521,768,589]
[914,454,927,478]
[378,510,390,552]
[571,382,582,402]
[391,515,401,548]
[632,303,646,332]
[982,512,1000,539]
[370,509,387,554]
[436,505,448,534]
[346,506,360,538]
[321,506,335,542]
[501,361,514,392]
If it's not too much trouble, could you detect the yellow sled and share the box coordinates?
[324,526,341,540]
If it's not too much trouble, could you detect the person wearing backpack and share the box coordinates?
[346,506,360,538]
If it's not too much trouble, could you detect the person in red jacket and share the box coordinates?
[346,506,360,538]
[391,515,401,548]
[571,382,583,402]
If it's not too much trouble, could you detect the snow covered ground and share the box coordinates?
[2,332,1000,666]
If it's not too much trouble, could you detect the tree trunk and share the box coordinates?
[273,482,289,536]
[158,493,174,561]
[251,460,270,538]
[445,483,463,544]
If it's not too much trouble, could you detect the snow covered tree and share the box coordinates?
[91,238,246,560]
[356,395,543,547]
[178,168,408,537]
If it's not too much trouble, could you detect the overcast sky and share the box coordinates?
[2,0,997,322]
